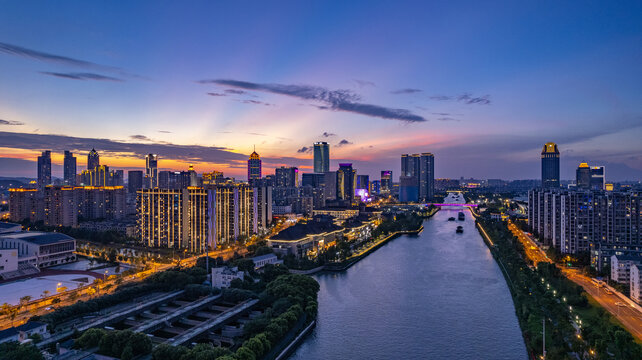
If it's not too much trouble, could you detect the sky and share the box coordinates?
[0,1,641,181]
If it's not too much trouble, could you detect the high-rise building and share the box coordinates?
[87,148,100,171]
[252,185,272,232]
[356,175,370,192]
[576,162,591,188]
[323,171,337,200]
[401,153,434,201]
[128,170,143,193]
[313,142,330,173]
[275,167,298,188]
[63,151,77,186]
[370,180,381,195]
[9,188,42,223]
[576,163,606,190]
[399,175,419,202]
[591,166,605,190]
[137,184,254,251]
[92,165,109,187]
[337,163,356,202]
[202,171,224,186]
[528,188,641,270]
[418,153,434,201]
[10,186,125,227]
[541,142,560,188]
[381,171,392,194]
[145,154,158,188]
[37,151,52,189]
[301,173,325,188]
[248,149,262,182]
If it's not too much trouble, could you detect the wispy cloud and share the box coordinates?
[129,134,151,141]
[297,146,312,153]
[336,139,353,147]
[457,93,491,105]
[198,79,426,123]
[40,71,123,82]
[238,99,273,106]
[207,92,227,97]
[0,42,120,72]
[429,93,491,105]
[224,89,246,95]
[158,130,172,133]
[391,88,422,94]
[0,131,244,164]
[352,79,376,88]
[0,119,24,126]
[437,117,459,122]
[322,132,335,138]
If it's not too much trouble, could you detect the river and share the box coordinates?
[289,208,528,360]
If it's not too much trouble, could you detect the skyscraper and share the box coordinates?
[248,148,262,182]
[337,163,356,202]
[541,142,560,188]
[381,171,392,194]
[37,150,52,189]
[418,153,435,201]
[146,154,158,188]
[590,166,605,190]
[87,148,100,171]
[401,153,434,201]
[63,151,77,186]
[275,167,298,187]
[128,170,143,193]
[313,141,330,173]
[576,162,591,188]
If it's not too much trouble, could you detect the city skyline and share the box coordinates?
[1,1,641,181]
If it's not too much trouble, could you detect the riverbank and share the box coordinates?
[290,208,527,360]
[290,208,437,275]
[324,226,424,272]
[476,218,642,359]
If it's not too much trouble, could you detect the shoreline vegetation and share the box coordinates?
[287,207,437,274]
[476,217,642,359]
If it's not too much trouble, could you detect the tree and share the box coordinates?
[19,295,32,305]
[41,290,50,298]
[0,341,44,360]
[108,249,118,263]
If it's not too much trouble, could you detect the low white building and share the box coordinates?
[611,255,642,284]
[0,231,76,279]
[631,264,642,304]
[0,249,18,274]
[212,266,244,288]
[251,253,282,269]
[0,321,48,344]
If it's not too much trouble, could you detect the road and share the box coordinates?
[507,221,552,266]
[507,221,642,341]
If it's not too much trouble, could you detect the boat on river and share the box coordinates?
[458,212,465,221]
[456,226,464,233]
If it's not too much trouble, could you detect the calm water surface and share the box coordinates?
[290,209,528,360]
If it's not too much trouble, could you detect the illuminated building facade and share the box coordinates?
[87,148,100,171]
[528,188,641,270]
[313,141,330,173]
[275,166,298,187]
[9,189,42,223]
[337,163,356,202]
[63,151,77,186]
[10,186,125,227]
[380,171,392,194]
[145,153,158,188]
[202,171,224,185]
[37,151,52,189]
[541,142,560,188]
[248,150,262,182]
[137,184,256,251]
[401,153,434,201]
